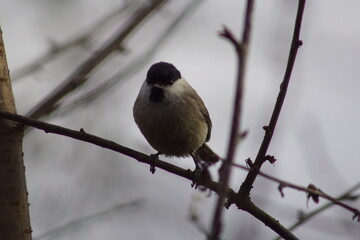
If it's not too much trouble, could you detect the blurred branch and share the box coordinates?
[238,0,306,196]
[209,1,255,239]
[273,182,360,240]
[11,3,132,81]
[34,199,143,240]
[189,212,211,239]
[26,0,168,120]
[1,111,359,238]
[56,0,204,115]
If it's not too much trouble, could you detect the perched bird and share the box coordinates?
[133,62,217,183]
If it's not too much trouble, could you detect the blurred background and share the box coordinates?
[1,0,360,239]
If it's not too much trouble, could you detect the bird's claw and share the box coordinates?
[149,153,160,174]
[191,165,212,190]
[191,166,202,188]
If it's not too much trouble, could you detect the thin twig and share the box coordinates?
[11,4,132,81]
[238,0,306,197]
[208,1,255,240]
[229,161,360,220]
[26,0,168,120]
[273,183,360,240]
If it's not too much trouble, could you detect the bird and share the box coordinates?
[133,62,217,184]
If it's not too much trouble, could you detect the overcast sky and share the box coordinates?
[1,0,360,239]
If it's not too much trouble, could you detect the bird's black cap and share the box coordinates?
[146,62,181,86]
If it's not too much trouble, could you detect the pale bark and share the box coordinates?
[0,28,32,240]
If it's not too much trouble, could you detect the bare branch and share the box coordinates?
[2,111,358,238]
[238,0,306,196]
[209,1,254,239]
[229,161,360,220]
[55,0,204,116]
[0,110,234,197]
[0,111,299,239]
[26,0,168,120]
[273,183,360,240]
[219,26,240,52]
[11,4,131,81]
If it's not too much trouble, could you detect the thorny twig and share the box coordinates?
[228,160,360,221]
[273,183,360,240]
[238,0,306,197]
[0,110,359,239]
[0,110,300,239]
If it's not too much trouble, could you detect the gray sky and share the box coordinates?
[1,0,360,239]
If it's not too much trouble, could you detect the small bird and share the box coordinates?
[133,62,216,183]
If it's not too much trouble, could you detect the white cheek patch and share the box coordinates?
[167,78,188,96]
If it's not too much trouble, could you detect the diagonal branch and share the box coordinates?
[273,182,360,240]
[55,0,204,116]
[238,0,306,196]
[11,4,132,81]
[26,0,168,120]
[0,111,298,239]
[229,161,360,220]
[0,110,234,197]
[2,111,359,238]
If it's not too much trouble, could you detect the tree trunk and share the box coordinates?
[0,28,32,239]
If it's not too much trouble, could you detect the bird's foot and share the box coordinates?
[149,153,160,174]
[191,166,201,188]
[191,164,212,191]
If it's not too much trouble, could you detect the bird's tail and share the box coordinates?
[195,144,220,166]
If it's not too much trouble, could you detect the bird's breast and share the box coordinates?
[133,89,208,156]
